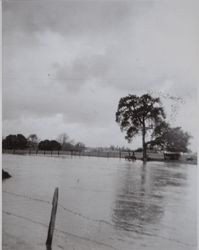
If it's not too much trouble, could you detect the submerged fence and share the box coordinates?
[2,149,197,164]
[2,149,165,161]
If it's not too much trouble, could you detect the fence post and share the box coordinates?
[46,187,59,250]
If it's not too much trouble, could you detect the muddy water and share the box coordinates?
[2,154,197,250]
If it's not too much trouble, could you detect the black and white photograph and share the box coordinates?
[2,0,198,249]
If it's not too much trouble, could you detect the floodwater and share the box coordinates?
[2,154,197,250]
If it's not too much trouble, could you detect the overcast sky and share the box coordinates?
[2,0,198,151]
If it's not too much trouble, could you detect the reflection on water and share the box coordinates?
[113,164,164,231]
[152,168,187,188]
[112,162,190,236]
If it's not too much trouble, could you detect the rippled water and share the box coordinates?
[2,154,197,250]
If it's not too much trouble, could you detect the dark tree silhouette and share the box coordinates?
[38,140,61,151]
[49,140,62,151]
[2,134,28,150]
[17,134,28,149]
[151,122,192,152]
[116,94,165,161]
[38,140,50,151]
[3,135,17,149]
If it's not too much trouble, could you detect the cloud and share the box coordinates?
[55,54,109,91]
[3,1,132,36]
[2,0,198,150]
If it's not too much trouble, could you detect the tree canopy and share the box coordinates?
[151,122,191,152]
[38,140,62,151]
[2,134,28,150]
[116,94,166,160]
[2,132,87,153]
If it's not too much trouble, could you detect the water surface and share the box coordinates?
[2,154,197,250]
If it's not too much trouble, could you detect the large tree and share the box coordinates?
[57,133,73,151]
[57,133,69,145]
[151,122,192,152]
[116,94,165,161]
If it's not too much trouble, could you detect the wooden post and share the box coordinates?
[119,150,121,159]
[46,187,59,250]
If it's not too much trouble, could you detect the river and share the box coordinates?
[2,154,197,250]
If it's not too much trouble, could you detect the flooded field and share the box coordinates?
[2,154,197,250]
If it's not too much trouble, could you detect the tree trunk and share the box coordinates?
[142,122,147,162]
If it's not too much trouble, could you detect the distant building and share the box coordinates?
[163,151,181,161]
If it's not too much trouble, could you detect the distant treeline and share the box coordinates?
[2,133,139,154]
[2,133,86,152]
